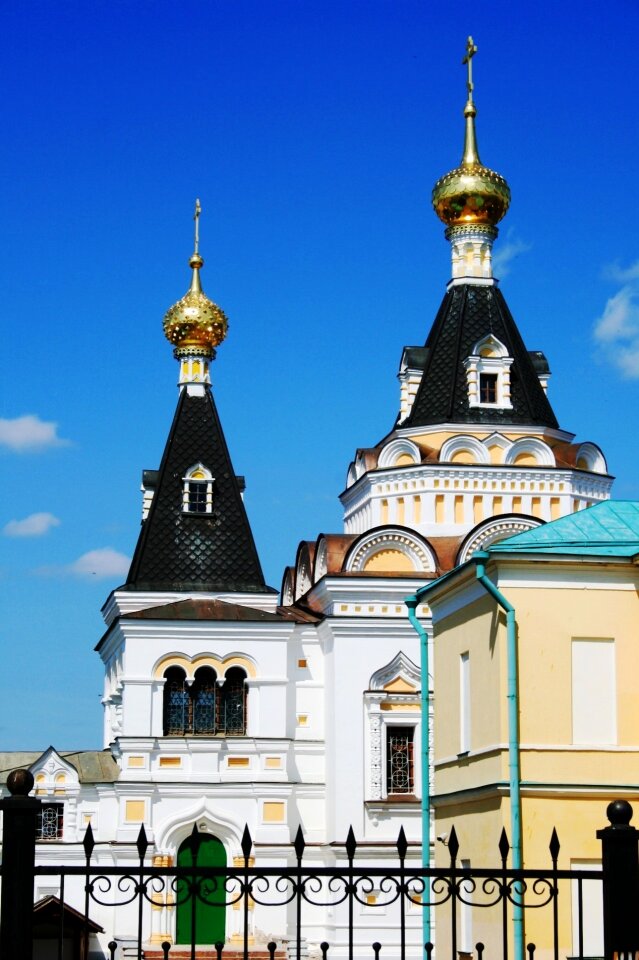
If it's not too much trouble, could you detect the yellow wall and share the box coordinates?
[406,429,563,459]
[434,594,507,796]
[433,793,611,960]
[363,548,414,572]
[430,562,639,960]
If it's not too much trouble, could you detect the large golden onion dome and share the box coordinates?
[432,39,510,231]
[163,204,228,358]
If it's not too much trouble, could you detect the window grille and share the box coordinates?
[163,667,247,736]
[164,668,190,735]
[386,726,414,795]
[218,669,247,736]
[187,481,208,513]
[36,803,64,840]
[192,668,217,735]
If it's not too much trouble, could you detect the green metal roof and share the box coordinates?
[489,501,639,557]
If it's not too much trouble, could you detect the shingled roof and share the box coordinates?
[126,388,271,593]
[403,283,559,429]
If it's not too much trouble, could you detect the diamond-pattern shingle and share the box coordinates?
[126,389,270,593]
[404,284,558,429]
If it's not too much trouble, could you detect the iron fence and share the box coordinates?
[1,771,638,960]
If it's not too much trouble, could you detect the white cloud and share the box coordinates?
[0,414,70,452]
[35,547,130,580]
[69,548,131,579]
[3,512,61,537]
[492,233,532,279]
[593,273,639,379]
[603,259,639,284]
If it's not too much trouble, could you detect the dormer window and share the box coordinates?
[464,334,513,410]
[183,463,213,514]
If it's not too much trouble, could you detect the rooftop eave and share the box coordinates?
[393,422,576,443]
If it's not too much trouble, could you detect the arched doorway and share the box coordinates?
[176,831,226,945]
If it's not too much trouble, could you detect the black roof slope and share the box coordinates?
[403,284,558,430]
[126,388,271,593]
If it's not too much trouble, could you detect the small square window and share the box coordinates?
[479,373,498,404]
[37,803,64,840]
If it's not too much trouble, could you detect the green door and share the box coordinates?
[176,832,226,945]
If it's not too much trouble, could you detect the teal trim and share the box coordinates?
[405,593,431,946]
[473,552,523,960]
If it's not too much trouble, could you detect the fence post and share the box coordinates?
[597,799,639,960]
[0,768,41,960]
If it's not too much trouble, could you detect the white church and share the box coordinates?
[0,41,611,957]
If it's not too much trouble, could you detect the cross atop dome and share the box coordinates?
[432,37,510,282]
[163,201,229,392]
[462,35,478,102]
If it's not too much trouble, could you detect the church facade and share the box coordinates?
[0,41,612,956]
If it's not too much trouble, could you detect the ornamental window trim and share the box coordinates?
[464,335,514,410]
[182,463,214,515]
[365,696,421,802]
[377,438,421,469]
[457,515,543,564]
[345,528,436,574]
[364,652,422,802]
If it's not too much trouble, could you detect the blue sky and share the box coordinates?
[1,1,638,750]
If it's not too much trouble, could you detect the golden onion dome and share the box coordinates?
[163,251,228,357]
[432,39,510,231]
[164,201,229,358]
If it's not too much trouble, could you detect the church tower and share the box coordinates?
[283,37,612,613]
[124,204,268,597]
[95,214,322,950]
[280,39,613,853]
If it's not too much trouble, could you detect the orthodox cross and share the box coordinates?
[193,198,202,254]
[462,36,478,100]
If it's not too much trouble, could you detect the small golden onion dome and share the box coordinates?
[432,84,510,230]
[163,253,229,357]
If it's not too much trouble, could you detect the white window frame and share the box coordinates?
[464,335,514,410]
[182,462,214,514]
[571,638,617,745]
[460,652,470,754]
[365,699,421,801]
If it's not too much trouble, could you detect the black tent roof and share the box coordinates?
[126,388,271,593]
[403,283,558,430]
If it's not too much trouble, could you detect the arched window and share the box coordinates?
[163,667,189,735]
[162,665,247,736]
[182,463,214,514]
[192,667,217,735]
[218,668,247,736]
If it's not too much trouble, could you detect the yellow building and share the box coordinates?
[413,500,639,960]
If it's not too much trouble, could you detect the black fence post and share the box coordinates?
[597,799,639,960]
[0,769,41,960]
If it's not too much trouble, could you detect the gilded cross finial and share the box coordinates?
[462,36,478,102]
[193,198,202,255]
